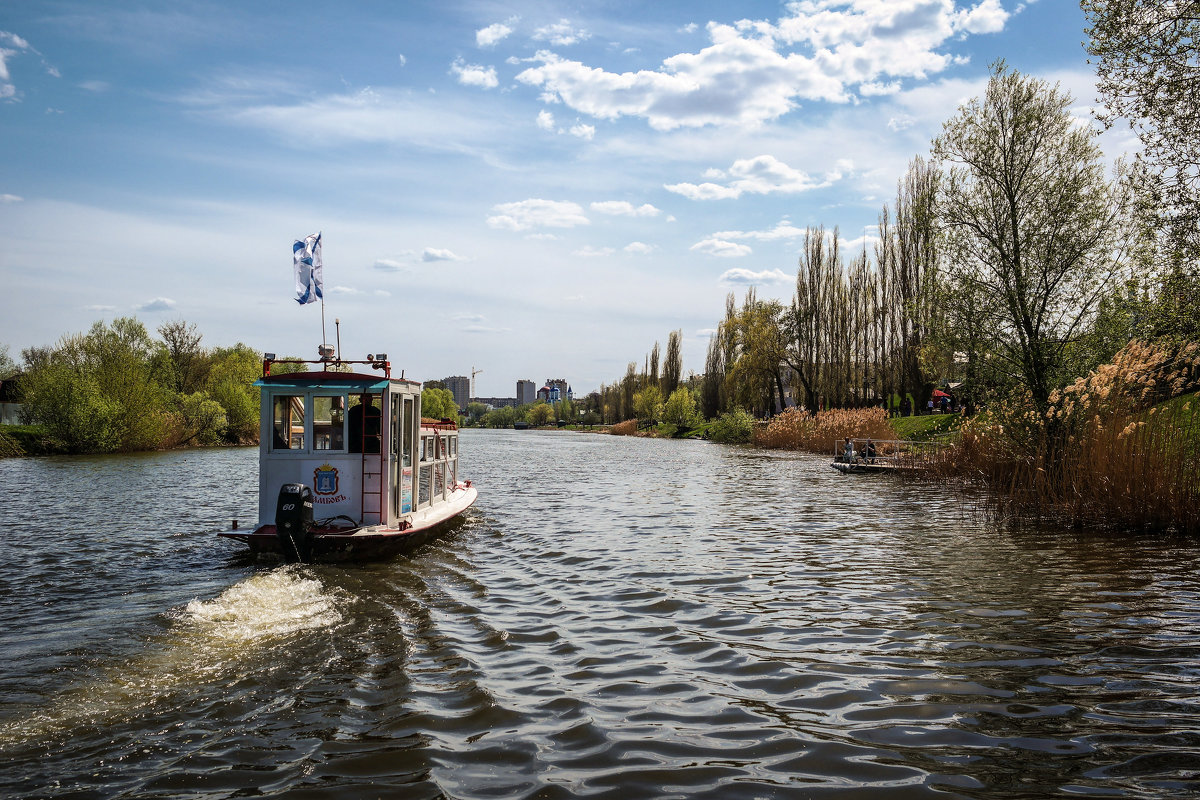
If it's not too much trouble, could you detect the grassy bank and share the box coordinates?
[0,425,68,457]
[889,412,965,442]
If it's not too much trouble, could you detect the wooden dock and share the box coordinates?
[831,438,942,475]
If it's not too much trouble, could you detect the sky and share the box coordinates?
[0,0,1136,398]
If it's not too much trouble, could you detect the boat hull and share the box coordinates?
[830,461,897,474]
[220,484,478,562]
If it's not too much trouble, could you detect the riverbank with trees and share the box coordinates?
[595,10,1200,534]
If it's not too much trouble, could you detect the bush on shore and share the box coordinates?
[709,408,755,444]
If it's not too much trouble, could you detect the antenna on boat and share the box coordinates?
[335,317,342,367]
[321,299,328,360]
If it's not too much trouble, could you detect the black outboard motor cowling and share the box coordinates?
[275,483,315,562]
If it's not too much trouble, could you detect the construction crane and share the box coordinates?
[471,366,483,400]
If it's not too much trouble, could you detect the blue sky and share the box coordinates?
[0,0,1133,398]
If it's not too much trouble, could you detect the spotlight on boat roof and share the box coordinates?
[367,354,374,361]
[374,353,387,361]
[263,352,276,361]
[318,345,335,359]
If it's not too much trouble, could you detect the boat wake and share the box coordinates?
[0,566,347,748]
[180,565,346,643]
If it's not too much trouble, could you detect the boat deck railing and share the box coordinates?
[832,438,946,467]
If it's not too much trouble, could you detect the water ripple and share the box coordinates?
[4,433,1200,797]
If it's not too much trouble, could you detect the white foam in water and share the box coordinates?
[0,567,347,746]
[183,566,345,642]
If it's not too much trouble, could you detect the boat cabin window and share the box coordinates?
[348,394,382,454]
[272,395,306,450]
[313,395,345,451]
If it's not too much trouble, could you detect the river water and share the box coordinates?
[2,430,1200,799]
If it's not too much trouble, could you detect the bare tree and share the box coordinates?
[933,63,1126,409]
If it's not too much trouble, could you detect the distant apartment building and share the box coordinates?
[473,396,518,410]
[443,375,470,410]
[516,379,536,405]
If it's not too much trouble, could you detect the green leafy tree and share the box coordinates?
[177,392,228,446]
[662,329,683,396]
[0,344,17,379]
[708,407,755,444]
[725,290,788,417]
[1083,0,1200,260]
[206,343,263,443]
[933,63,1127,410]
[526,402,555,426]
[662,386,701,429]
[632,384,663,424]
[421,387,457,420]
[466,402,489,426]
[21,318,170,452]
[482,405,517,428]
[156,320,210,394]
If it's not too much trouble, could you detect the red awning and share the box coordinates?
[932,389,950,398]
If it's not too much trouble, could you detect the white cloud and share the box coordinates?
[0,193,22,203]
[84,304,117,312]
[532,20,590,47]
[136,297,176,311]
[573,245,615,257]
[487,198,590,231]
[590,200,661,217]
[373,258,408,272]
[0,32,30,99]
[712,220,806,241]
[373,289,392,297]
[477,21,516,48]
[537,109,555,130]
[422,247,464,262]
[624,241,655,255]
[719,268,790,285]
[666,155,832,200]
[330,285,362,295]
[569,123,595,140]
[954,0,1010,34]
[463,323,512,334]
[451,59,499,89]
[516,4,1015,130]
[691,238,752,258]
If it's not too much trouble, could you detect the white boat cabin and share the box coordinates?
[255,357,461,530]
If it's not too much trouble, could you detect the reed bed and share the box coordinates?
[755,406,895,454]
[940,340,1200,534]
[608,419,639,437]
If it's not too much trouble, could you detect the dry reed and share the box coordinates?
[755,406,895,454]
[608,419,639,437]
[940,340,1200,533]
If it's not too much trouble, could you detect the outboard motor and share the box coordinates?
[275,483,315,563]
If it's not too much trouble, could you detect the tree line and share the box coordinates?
[599,49,1198,426]
[2,319,276,452]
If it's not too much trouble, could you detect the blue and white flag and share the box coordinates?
[293,232,323,305]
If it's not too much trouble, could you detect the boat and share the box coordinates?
[830,438,928,475]
[219,350,477,562]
